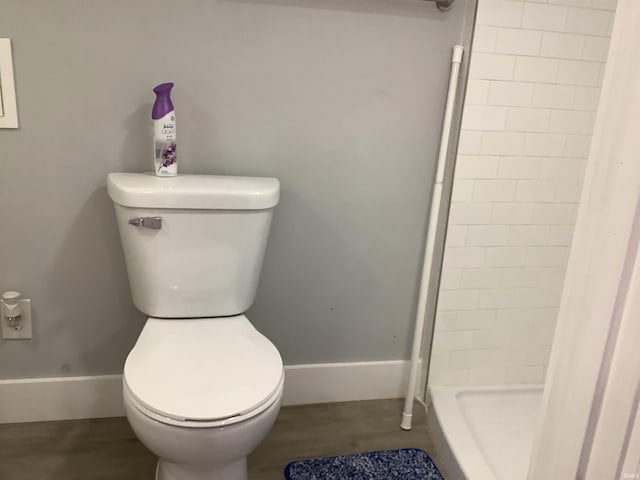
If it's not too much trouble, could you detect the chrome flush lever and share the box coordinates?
[129,217,162,229]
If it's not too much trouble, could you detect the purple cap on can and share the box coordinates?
[152,82,174,120]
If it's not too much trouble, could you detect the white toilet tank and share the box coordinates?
[107,173,279,318]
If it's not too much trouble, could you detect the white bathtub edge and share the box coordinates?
[427,400,467,480]
[428,384,544,480]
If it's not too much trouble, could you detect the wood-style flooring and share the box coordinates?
[0,398,444,480]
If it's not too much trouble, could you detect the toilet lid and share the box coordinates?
[124,315,283,422]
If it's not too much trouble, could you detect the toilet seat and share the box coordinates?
[124,315,284,428]
[124,374,284,428]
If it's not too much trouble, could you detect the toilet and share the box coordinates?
[107,172,284,480]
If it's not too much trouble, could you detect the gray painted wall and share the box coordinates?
[0,0,467,378]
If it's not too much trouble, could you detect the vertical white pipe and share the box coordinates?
[401,45,464,431]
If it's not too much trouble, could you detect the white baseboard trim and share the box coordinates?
[282,360,411,406]
[0,375,125,424]
[0,360,411,424]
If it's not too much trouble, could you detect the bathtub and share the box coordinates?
[427,385,543,480]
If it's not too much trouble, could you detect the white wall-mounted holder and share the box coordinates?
[0,38,19,129]
[1,291,32,339]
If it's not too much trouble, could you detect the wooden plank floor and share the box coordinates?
[0,398,444,480]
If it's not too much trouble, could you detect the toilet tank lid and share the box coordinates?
[107,173,280,210]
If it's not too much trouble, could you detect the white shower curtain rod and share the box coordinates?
[401,44,464,431]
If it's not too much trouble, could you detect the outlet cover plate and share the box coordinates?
[0,38,19,128]
[2,299,32,339]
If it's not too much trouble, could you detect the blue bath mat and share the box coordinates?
[284,447,444,480]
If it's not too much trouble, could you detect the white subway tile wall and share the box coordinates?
[430,0,616,386]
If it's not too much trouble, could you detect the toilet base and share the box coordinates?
[155,458,247,480]
[124,379,282,480]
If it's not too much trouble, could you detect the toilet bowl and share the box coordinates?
[107,173,283,480]
[123,316,284,480]
[124,388,282,480]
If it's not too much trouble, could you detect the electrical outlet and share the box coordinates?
[2,299,32,339]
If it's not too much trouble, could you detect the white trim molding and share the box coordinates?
[0,360,412,424]
[282,360,412,406]
[0,375,125,424]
